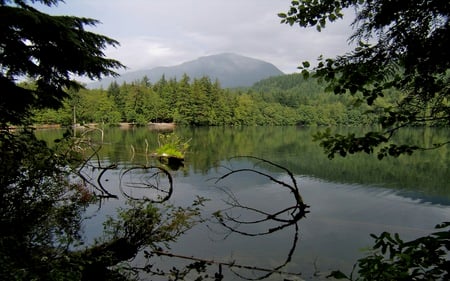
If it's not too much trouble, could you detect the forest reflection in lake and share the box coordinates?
[37,126,450,279]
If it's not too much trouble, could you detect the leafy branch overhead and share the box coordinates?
[280,0,450,158]
[313,128,421,160]
[328,222,450,280]
[0,0,124,125]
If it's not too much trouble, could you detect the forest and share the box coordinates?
[3,0,450,279]
[30,73,394,127]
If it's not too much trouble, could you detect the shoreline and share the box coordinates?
[8,122,176,131]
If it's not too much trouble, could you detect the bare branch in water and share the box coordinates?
[119,165,173,203]
[213,156,309,235]
[146,246,303,280]
[67,129,175,202]
[70,128,118,199]
[67,133,307,281]
[209,156,310,280]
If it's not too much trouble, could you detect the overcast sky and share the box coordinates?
[37,0,356,75]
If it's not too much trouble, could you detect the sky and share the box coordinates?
[36,0,356,75]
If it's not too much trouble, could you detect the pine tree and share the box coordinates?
[0,0,124,125]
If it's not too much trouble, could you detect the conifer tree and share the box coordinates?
[0,0,124,125]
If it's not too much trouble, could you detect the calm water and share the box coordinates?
[37,126,450,280]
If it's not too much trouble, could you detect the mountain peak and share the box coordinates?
[88,53,284,88]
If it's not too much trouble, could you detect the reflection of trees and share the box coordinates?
[41,129,200,280]
[132,156,310,280]
[34,127,450,279]
[177,126,450,198]
[72,130,310,280]
[73,128,177,202]
[50,126,450,198]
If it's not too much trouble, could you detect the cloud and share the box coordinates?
[106,37,191,71]
[38,0,356,74]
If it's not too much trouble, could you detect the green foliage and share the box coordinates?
[279,0,345,31]
[38,126,450,199]
[0,130,90,280]
[313,128,420,159]
[280,0,450,157]
[102,200,203,248]
[1,2,206,280]
[3,1,447,277]
[0,128,204,280]
[328,222,450,280]
[80,199,205,280]
[0,0,124,126]
[33,73,389,127]
[155,133,190,159]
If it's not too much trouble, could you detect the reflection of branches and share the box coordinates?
[119,165,173,203]
[68,132,307,280]
[146,248,303,280]
[211,156,309,280]
[226,223,301,281]
[69,128,119,199]
[214,156,309,235]
[69,129,174,203]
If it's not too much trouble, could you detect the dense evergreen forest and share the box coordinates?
[31,73,399,127]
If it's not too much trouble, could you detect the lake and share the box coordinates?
[37,126,450,280]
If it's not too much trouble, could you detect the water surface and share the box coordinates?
[37,126,450,280]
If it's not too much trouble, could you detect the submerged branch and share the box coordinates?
[119,165,173,203]
[149,249,303,279]
[210,156,309,279]
[213,156,309,236]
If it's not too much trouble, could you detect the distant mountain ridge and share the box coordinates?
[88,53,284,88]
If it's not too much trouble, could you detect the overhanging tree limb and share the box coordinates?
[0,0,125,125]
[280,0,450,158]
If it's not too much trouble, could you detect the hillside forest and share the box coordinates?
[30,73,415,127]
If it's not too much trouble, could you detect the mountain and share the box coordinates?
[88,53,284,89]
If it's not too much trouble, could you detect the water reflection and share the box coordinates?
[36,126,450,280]
[164,161,450,280]
[37,126,450,199]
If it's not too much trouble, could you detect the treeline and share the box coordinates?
[32,73,386,126]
